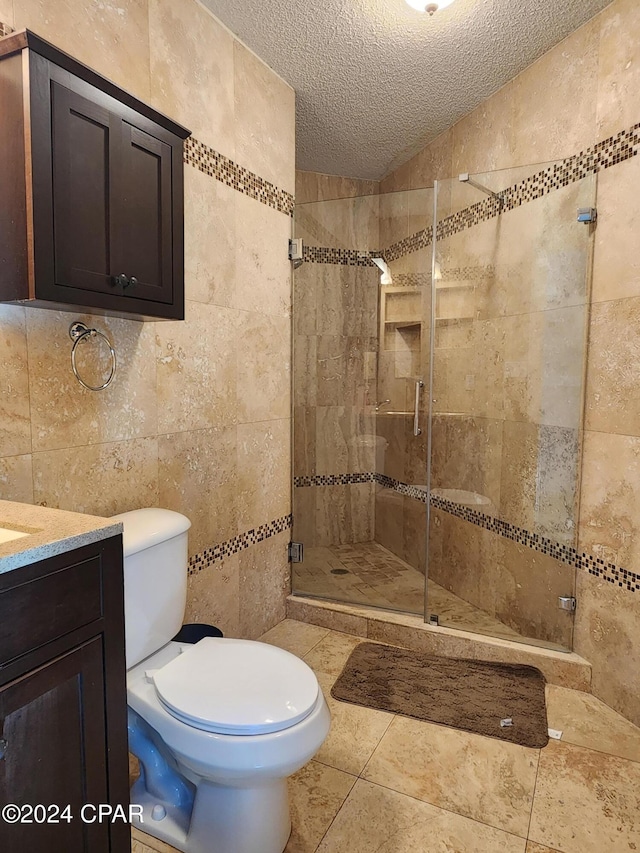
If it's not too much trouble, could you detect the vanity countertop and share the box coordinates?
[0,500,122,575]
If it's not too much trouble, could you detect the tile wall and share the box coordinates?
[381,0,640,725]
[0,0,295,641]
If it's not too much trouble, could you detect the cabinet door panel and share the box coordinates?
[113,122,173,304]
[0,639,109,852]
[51,82,119,295]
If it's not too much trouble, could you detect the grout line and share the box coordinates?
[525,747,543,844]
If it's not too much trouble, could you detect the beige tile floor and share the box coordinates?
[132,619,640,853]
[294,541,530,644]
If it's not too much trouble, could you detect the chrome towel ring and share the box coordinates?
[69,321,117,391]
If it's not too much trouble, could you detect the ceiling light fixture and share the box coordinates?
[405,0,457,14]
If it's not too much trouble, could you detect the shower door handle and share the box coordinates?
[414,380,424,436]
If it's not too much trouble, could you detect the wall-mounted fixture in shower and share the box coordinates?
[371,257,393,285]
[459,173,504,208]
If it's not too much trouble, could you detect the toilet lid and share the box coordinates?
[152,637,319,735]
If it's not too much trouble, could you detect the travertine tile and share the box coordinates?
[286,598,369,637]
[259,619,330,657]
[573,571,640,727]
[234,41,295,194]
[596,0,640,140]
[303,631,365,678]
[184,166,236,308]
[314,482,374,547]
[363,716,538,837]
[32,438,158,516]
[295,171,378,205]
[235,193,292,318]
[452,81,516,175]
[578,430,640,571]
[238,530,289,639]
[510,17,599,167]
[286,760,356,853]
[525,845,561,853]
[156,300,238,434]
[546,684,640,763]
[184,555,240,639]
[0,306,30,457]
[236,419,291,531]
[149,0,234,158]
[315,266,378,338]
[315,406,375,475]
[312,671,393,776]
[158,426,237,556]
[0,454,33,504]
[15,0,151,99]
[26,308,157,452]
[317,780,527,853]
[591,156,640,304]
[529,740,640,852]
[584,298,640,435]
[237,311,291,423]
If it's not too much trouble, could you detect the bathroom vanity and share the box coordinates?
[0,502,129,852]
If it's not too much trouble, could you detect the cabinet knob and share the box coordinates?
[126,276,138,289]
[0,738,7,760]
[112,273,130,288]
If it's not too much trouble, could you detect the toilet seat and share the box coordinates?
[151,637,319,735]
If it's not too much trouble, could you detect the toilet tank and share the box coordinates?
[112,508,191,669]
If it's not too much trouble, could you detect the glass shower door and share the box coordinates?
[426,164,596,651]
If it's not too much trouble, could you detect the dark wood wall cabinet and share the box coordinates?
[0,535,130,852]
[0,30,190,321]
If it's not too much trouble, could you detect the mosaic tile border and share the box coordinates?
[294,473,376,486]
[294,472,639,593]
[431,495,640,594]
[0,22,14,37]
[187,513,293,575]
[301,121,640,265]
[301,246,381,267]
[184,136,294,217]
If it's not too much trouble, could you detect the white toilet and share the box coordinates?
[114,507,330,853]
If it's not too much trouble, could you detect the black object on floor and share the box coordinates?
[173,623,224,644]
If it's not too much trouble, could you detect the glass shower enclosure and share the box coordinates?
[291,163,596,653]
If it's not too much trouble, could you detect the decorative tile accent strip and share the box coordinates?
[0,22,14,37]
[184,136,294,217]
[431,494,640,594]
[295,471,639,592]
[384,226,433,262]
[301,246,381,266]
[294,473,376,486]
[187,513,293,575]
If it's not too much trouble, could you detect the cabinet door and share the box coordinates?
[0,639,110,853]
[51,82,119,296]
[111,121,174,304]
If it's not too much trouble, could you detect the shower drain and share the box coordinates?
[331,568,350,575]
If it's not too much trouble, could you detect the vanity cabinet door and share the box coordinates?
[0,638,110,852]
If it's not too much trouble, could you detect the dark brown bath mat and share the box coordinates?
[331,642,548,748]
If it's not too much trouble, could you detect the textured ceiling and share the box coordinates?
[202,0,613,180]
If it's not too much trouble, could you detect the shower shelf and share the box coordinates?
[384,320,421,329]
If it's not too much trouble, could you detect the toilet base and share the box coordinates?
[132,778,292,853]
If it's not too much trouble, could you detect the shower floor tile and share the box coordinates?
[293,540,527,644]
